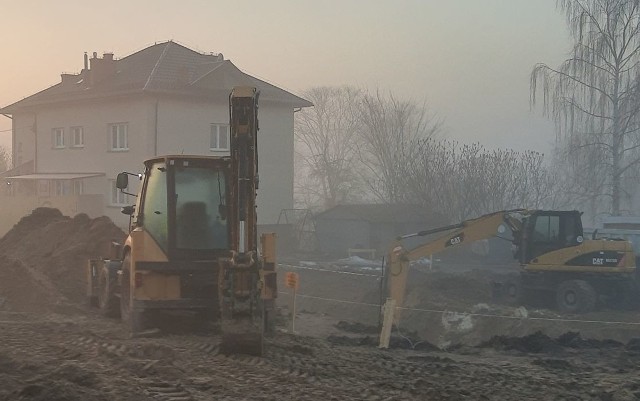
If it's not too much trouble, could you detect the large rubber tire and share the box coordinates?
[98,266,120,318]
[119,253,143,333]
[503,277,523,305]
[556,280,596,314]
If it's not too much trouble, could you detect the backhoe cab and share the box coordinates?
[388,209,637,318]
[87,87,277,356]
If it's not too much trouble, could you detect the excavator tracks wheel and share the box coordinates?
[98,265,120,317]
[502,277,523,305]
[556,280,596,314]
[119,253,145,334]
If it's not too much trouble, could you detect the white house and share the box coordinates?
[0,41,311,232]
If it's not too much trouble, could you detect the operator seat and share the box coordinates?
[177,201,210,249]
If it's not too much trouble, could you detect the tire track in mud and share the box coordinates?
[0,315,196,400]
[4,312,640,400]
[137,334,415,400]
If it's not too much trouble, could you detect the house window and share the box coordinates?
[210,124,229,151]
[73,180,84,195]
[109,123,129,151]
[54,181,69,196]
[110,179,130,205]
[52,128,65,149]
[71,126,84,148]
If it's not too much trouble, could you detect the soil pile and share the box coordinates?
[0,208,126,312]
[478,331,635,354]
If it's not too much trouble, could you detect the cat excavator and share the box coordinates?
[387,209,638,319]
[86,86,277,355]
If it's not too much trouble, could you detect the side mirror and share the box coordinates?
[116,173,128,189]
[121,205,135,216]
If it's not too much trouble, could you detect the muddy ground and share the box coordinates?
[2,209,640,400]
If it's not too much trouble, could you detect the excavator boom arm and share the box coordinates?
[387,209,526,315]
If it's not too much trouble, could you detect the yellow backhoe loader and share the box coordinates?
[388,209,638,319]
[87,86,277,355]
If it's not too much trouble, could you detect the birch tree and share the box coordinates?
[531,0,640,215]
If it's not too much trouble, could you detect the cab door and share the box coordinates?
[523,211,583,262]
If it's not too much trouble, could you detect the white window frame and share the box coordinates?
[52,128,65,149]
[210,123,230,151]
[54,181,69,196]
[73,180,84,195]
[71,126,84,148]
[109,123,129,151]
[110,179,130,206]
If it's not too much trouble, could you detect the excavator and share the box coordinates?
[387,209,638,318]
[86,86,277,355]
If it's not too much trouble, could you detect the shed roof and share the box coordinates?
[315,204,446,225]
[0,41,312,113]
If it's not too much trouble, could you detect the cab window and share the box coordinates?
[174,166,228,250]
[142,162,168,250]
[533,215,560,243]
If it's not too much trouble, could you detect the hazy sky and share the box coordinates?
[0,0,569,156]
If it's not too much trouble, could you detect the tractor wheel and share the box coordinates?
[98,265,120,317]
[556,280,596,314]
[119,253,144,333]
[503,277,523,305]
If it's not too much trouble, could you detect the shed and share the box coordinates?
[314,204,447,257]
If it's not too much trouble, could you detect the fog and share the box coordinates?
[0,1,569,155]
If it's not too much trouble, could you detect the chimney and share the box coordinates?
[88,51,117,86]
[83,52,88,71]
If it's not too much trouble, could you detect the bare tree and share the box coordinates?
[531,0,640,215]
[404,140,558,222]
[294,86,363,210]
[358,90,442,203]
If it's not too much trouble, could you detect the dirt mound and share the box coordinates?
[0,208,126,313]
[478,331,564,354]
[334,320,379,334]
[478,331,631,354]
[0,357,109,401]
[556,331,623,349]
[327,334,440,351]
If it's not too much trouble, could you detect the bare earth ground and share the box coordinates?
[2,209,640,400]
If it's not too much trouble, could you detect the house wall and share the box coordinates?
[155,97,294,224]
[32,99,149,176]
[255,103,295,223]
[12,114,36,168]
[7,95,295,230]
[18,100,148,228]
[155,97,228,156]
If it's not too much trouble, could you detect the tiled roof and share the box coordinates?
[1,41,311,113]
